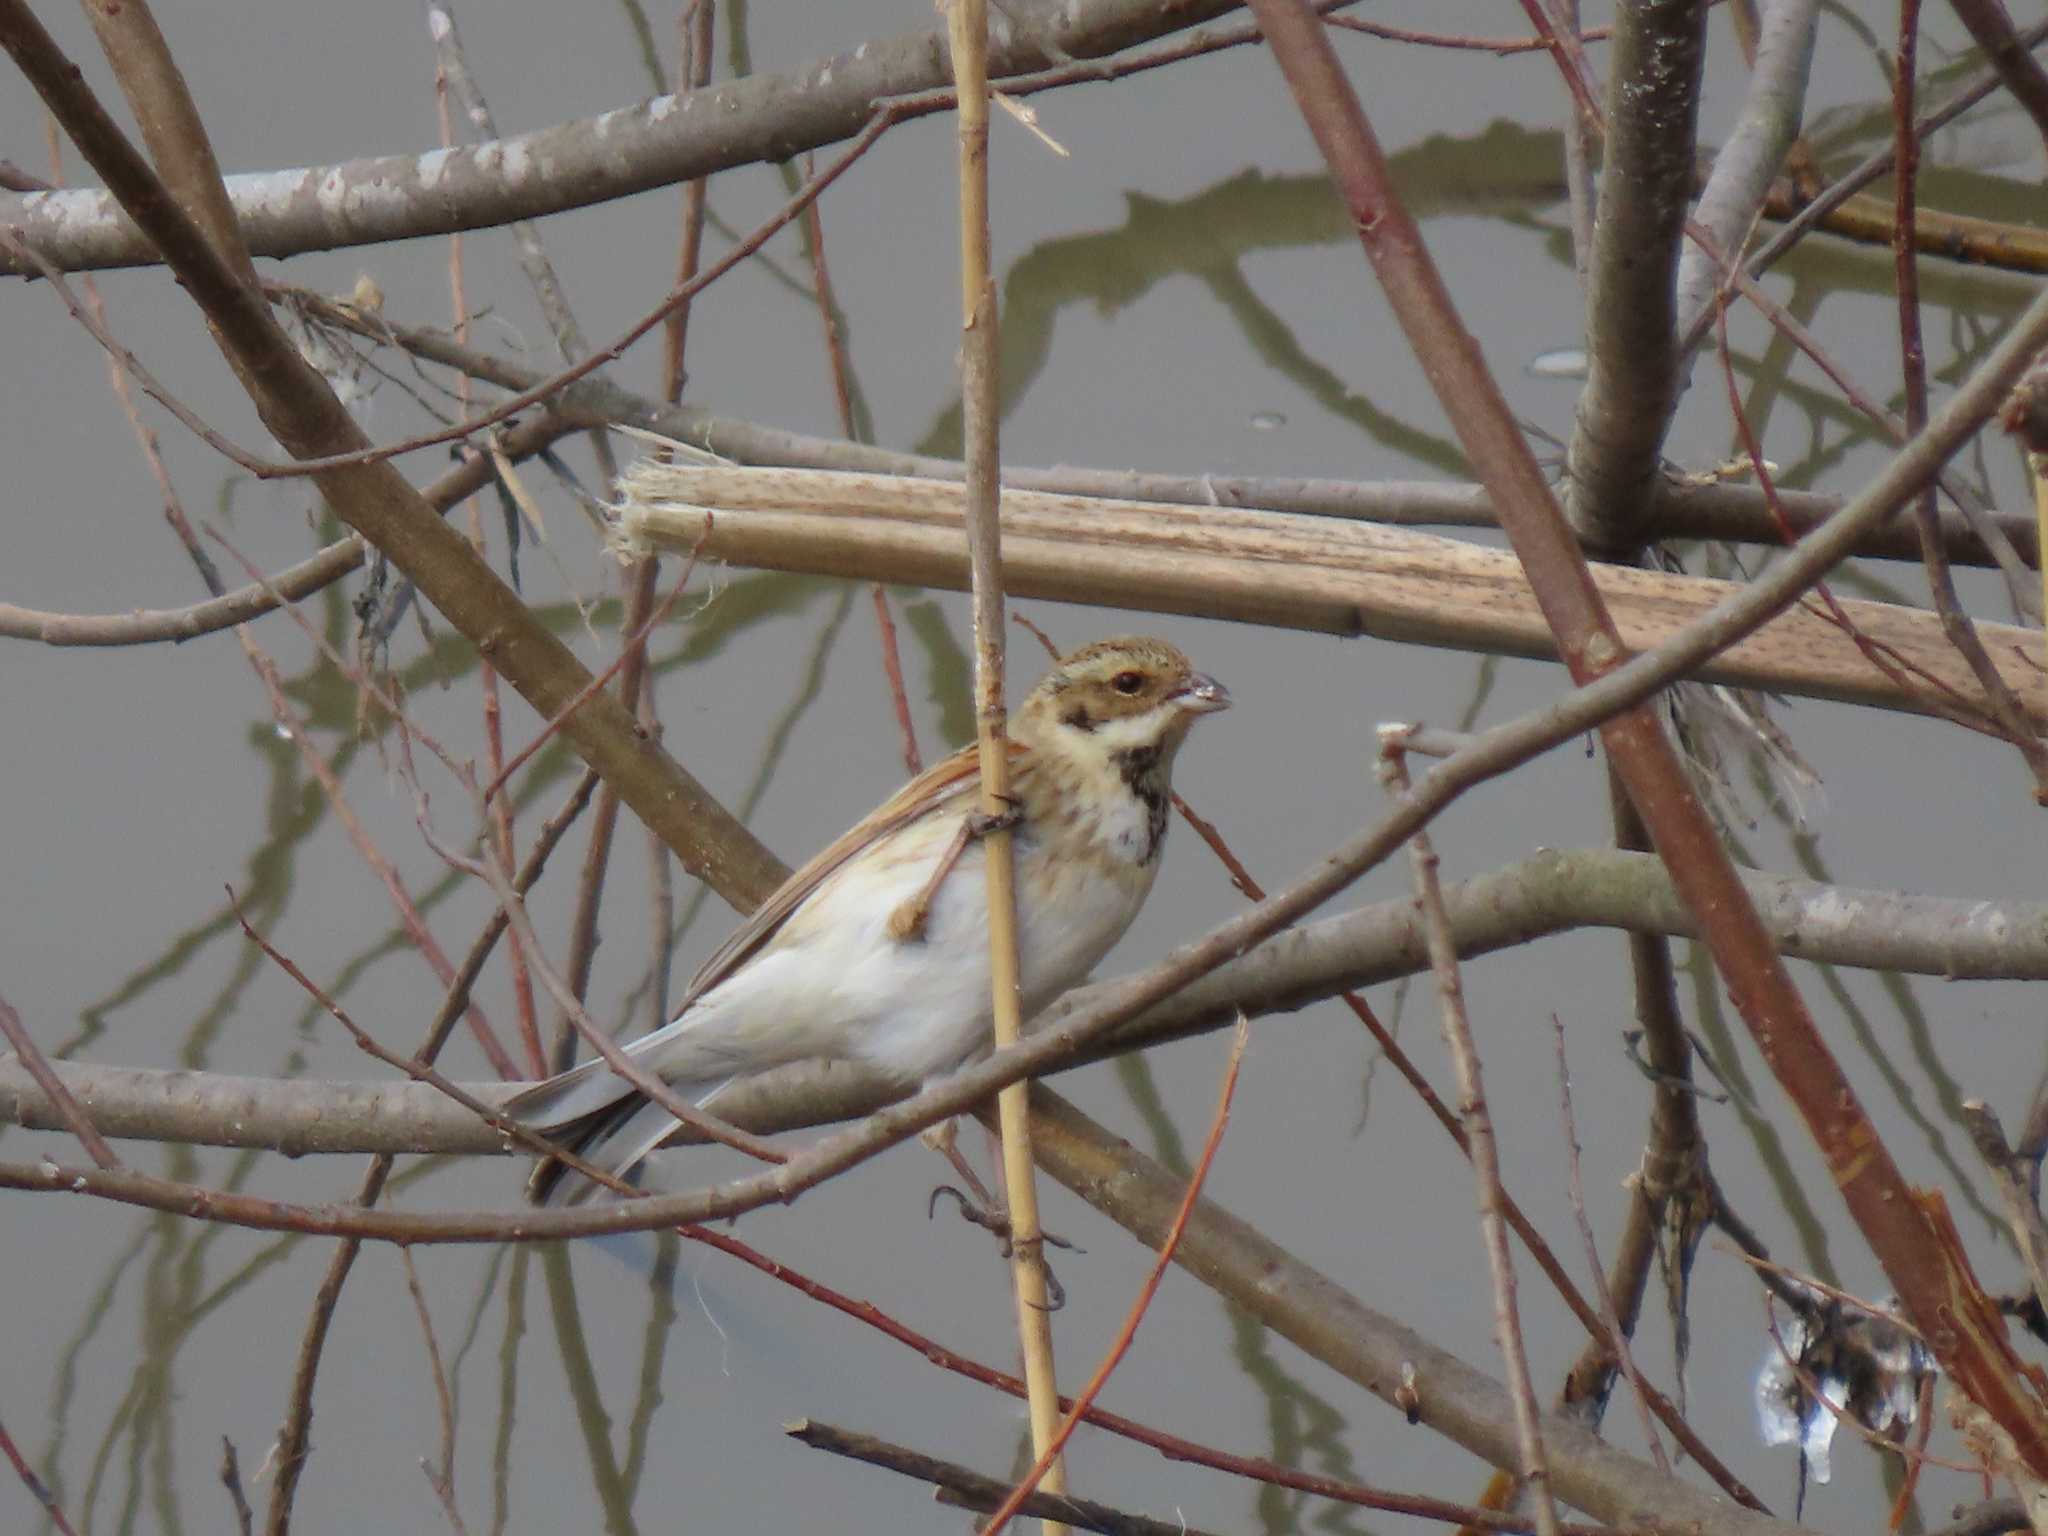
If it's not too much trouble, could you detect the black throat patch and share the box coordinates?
[1111,744,1169,862]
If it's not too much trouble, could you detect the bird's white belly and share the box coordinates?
[725,818,1153,1085]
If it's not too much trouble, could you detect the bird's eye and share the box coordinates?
[1111,670,1145,695]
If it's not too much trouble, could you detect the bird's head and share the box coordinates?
[1017,636,1230,766]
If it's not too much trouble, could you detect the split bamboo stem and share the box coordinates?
[614,463,2048,727]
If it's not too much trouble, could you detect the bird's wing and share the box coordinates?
[672,737,1025,1011]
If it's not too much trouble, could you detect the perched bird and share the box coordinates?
[509,636,1229,1204]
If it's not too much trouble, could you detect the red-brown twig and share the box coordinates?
[432,47,544,1078]
[616,0,715,1042]
[796,145,923,777]
[872,584,922,775]
[230,888,580,1168]
[703,1225,1596,1533]
[0,1416,81,1536]
[981,1019,1250,1536]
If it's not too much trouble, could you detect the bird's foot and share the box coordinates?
[885,799,1022,942]
[964,798,1024,838]
[928,1184,1079,1305]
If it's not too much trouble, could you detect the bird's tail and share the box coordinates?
[506,1059,731,1207]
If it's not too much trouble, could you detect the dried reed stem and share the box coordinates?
[946,1,1069,1526]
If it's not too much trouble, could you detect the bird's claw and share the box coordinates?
[886,801,1023,942]
[928,1184,1080,1291]
[966,799,1024,838]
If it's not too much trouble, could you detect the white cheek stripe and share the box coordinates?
[1088,708,1173,752]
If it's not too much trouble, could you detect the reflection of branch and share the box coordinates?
[261,765,598,1536]
[15,846,2048,1155]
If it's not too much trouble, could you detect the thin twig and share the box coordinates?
[1720,18,2048,318]
[208,531,521,1078]
[399,1247,461,1496]
[982,1020,1250,1536]
[277,284,2042,569]
[636,0,713,1040]
[796,141,922,775]
[0,995,119,1168]
[0,1417,80,1536]
[218,1438,253,1536]
[790,1420,1229,1536]
[241,109,907,479]
[482,528,711,804]
[1381,729,1562,1536]
[5,0,791,917]
[230,889,592,1174]
[402,737,788,1165]
[720,1228,1593,1533]
[1551,1016,1669,1471]
[260,765,598,1536]
[1712,294,1994,732]
[1893,0,2048,796]
[1949,0,2048,146]
[0,411,582,648]
[1325,13,1613,51]
[423,0,620,489]
[429,30,544,1078]
[1253,0,2048,1480]
[44,125,228,599]
[0,224,269,469]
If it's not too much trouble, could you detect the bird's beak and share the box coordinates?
[1173,673,1231,714]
